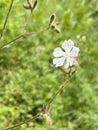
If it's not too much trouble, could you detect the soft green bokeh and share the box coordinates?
[0,0,98,130]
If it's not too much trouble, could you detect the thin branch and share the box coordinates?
[0,27,49,49]
[0,34,23,49]
[4,113,41,130]
[3,71,76,130]
[25,27,49,37]
[46,71,76,112]
[23,0,38,31]
[0,0,14,39]
[24,10,33,31]
[3,105,46,130]
[46,80,70,111]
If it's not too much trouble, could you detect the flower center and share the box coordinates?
[65,52,70,57]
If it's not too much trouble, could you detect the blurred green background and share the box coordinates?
[0,0,98,130]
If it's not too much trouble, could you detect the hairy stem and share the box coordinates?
[23,10,33,31]
[0,0,14,39]
[4,114,41,130]
[0,34,23,49]
[0,27,49,49]
[23,0,38,31]
[25,27,49,37]
[46,72,75,112]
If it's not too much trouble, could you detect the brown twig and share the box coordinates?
[3,102,46,130]
[23,9,33,31]
[25,26,49,37]
[3,71,76,130]
[4,113,41,130]
[46,70,76,112]
[0,27,49,49]
[0,0,14,39]
[0,34,23,49]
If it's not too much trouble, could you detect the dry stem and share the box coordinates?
[0,27,49,49]
[0,0,14,39]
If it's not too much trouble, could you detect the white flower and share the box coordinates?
[53,40,79,68]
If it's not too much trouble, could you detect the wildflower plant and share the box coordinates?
[0,0,80,130]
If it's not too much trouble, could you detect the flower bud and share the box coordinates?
[45,114,52,125]
[73,59,78,67]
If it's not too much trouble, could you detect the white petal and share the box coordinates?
[69,58,74,66]
[53,57,65,67]
[64,57,74,68]
[70,47,79,57]
[53,47,65,57]
[64,60,70,68]
[62,40,74,52]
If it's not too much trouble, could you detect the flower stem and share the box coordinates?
[0,0,14,39]
[23,10,33,32]
[4,114,41,130]
[46,72,75,112]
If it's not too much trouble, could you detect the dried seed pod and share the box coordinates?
[49,13,61,33]
[27,0,32,6]
[25,0,38,11]
[51,23,55,29]
[49,13,56,26]
[50,23,61,33]
[54,26,61,33]
[27,0,33,9]
[23,3,30,9]
[31,0,38,10]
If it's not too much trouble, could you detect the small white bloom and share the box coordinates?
[53,40,79,68]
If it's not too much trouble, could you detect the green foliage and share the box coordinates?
[0,0,98,130]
